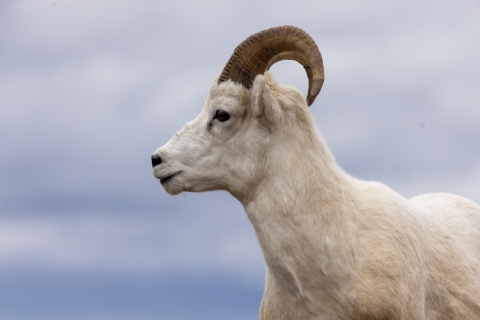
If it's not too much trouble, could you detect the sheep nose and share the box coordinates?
[151,154,162,168]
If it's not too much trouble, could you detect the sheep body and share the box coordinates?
[153,72,480,319]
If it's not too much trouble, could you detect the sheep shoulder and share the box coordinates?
[345,181,430,319]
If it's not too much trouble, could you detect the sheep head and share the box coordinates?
[152,26,324,200]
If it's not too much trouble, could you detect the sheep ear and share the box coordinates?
[252,75,281,126]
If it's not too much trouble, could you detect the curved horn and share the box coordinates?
[218,26,324,106]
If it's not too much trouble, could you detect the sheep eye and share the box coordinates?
[215,110,230,122]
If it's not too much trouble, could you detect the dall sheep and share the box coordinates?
[151,26,480,319]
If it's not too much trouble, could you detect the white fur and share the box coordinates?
[152,72,480,319]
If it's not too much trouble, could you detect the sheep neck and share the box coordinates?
[239,130,357,304]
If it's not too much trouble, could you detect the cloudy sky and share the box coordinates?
[1,0,479,319]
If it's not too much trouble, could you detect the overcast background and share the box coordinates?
[1,0,479,319]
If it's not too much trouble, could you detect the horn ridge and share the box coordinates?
[218,25,324,106]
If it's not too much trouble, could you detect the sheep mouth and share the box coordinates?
[160,171,181,185]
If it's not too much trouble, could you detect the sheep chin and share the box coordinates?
[160,172,183,195]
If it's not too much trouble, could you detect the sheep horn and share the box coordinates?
[218,26,324,106]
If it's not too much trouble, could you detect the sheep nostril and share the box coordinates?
[151,154,162,168]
